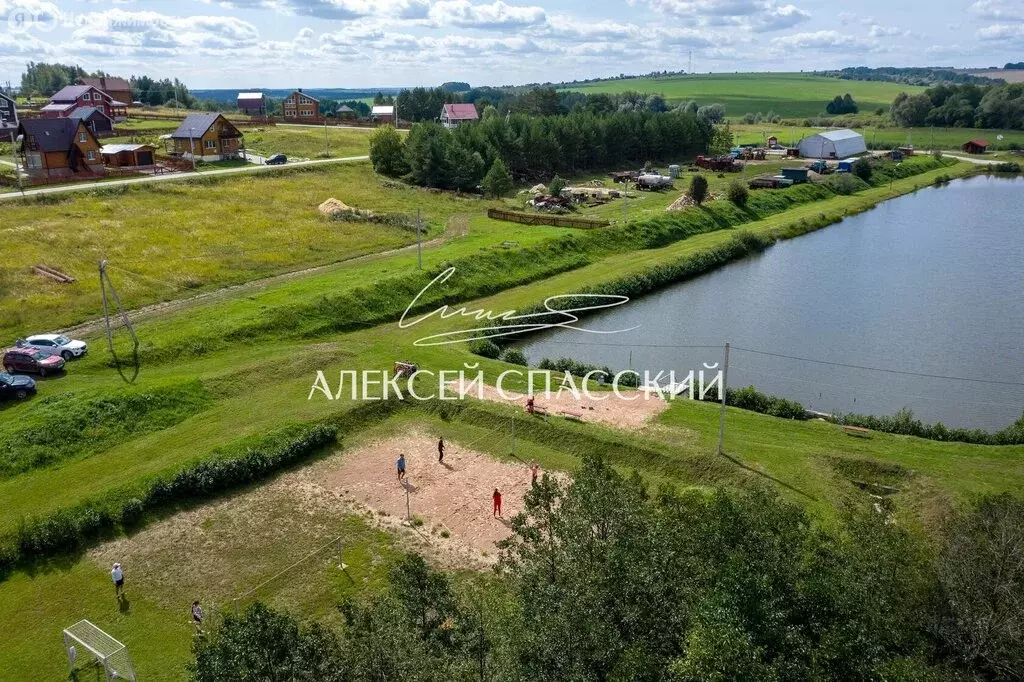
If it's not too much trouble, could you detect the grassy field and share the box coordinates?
[730,123,1024,151]
[0,161,481,340]
[0,149,1018,679]
[561,72,925,118]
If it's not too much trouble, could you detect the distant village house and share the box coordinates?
[237,92,266,116]
[16,118,103,178]
[0,91,17,141]
[283,90,320,121]
[440,103,478,129]
[166,113,244,161]
[42,85,127,121]
[77,77,133,109]
[961,139,989,154]
[371,105,395,123]
[336,104,355,120]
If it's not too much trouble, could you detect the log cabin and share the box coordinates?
[17,118,103,178]
[168,113,244,161]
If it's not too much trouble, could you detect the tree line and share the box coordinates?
[369,108,720,191]
[191,456,1024,681]
[826,67,1001,86]
[19,61,196,107]
[388,84,726,123]
[891,82,1024,129]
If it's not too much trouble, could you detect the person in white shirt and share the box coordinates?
[111,563,124,600]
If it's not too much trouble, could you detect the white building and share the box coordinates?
[797,129,867,159]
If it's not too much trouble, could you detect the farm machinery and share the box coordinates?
[695,155,743,172]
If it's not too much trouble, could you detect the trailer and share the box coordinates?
[748,176,794,189]
[608,170,640,183]
[636,173,673,190]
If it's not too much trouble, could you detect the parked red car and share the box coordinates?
[3,347,66,376]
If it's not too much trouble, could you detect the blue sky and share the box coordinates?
[0,0,1020,89]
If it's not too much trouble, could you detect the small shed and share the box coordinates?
[780,167,809,183]
[336,104,355,119]
[100,143,156,167]
[837,158,857,173]
[767,135,779,148]
[797,129,867,159]
[961,139,989,154]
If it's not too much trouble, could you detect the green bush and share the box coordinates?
[548,175,566,197]
[689,175,709,205]
[468,339,501,359]
[727,180,748,206]
[499,347,528,366]
[853,158,873,181]
[828,173,864,195]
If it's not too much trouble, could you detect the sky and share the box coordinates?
[0,0,1021,89]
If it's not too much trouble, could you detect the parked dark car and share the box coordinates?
[0,372,36,400]
[3,347,65,376]
[265,154,287,165]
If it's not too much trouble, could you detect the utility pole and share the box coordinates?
[717,342,730,456]
[416,208,422,269]
[12,133,24,195]
[188,127,196,171]
[324,118,329,157]
[510,416,515,458]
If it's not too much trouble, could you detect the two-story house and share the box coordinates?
[42,85,127,121]
[0,91,17,141]
[17,118,103,178]
[78,77,133,108]
[282,90,320,122]
[168,113,244,161]
[440,103,478,129]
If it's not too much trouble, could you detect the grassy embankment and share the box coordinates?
[561,72,922,118]
[1,154,1020,680]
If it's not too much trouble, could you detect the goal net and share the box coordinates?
[63,619,137,681]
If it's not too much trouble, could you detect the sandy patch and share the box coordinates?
[448,381,669,430]
[311,433,540,560]
[88,430,546,611]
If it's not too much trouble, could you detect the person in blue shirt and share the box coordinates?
[396,453,406,482]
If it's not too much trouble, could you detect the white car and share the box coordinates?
[19,334,88,360]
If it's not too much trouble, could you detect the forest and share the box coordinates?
[891,82,1024,129]
[19,61,195,106]
[191,456,1024,681]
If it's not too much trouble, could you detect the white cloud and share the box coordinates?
[868,23,908,38]
[771,30,872,50]
[969,0,1024,21]
[976,22,1024,41]
[639,0,809,32]
[428,0,545,29]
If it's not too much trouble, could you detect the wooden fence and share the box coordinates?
[487,208,610,229]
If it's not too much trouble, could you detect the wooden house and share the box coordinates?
[961,139,989,154]
[0,91,17,141]
[168,113,244,161]
[336,104,356,120]
[69,107,114,137]
[43,85,127,121]
[17,118,103,178]
[282,89,320,121]
[78,77,133,108]
[371,105,395,123]
[237,92,266,116]
[440,103,478,128]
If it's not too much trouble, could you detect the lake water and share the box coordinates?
[519,175,1024,431]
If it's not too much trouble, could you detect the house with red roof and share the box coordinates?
[440,103,479,129]
[42,85,127,121]
[961,139,989,154]
[78,76,133,108]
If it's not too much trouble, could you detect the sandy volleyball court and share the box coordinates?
[314,433,537,558]
[447,381,670,430]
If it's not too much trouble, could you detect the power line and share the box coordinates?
[731,346,1024,387]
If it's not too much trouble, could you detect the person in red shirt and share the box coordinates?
[492,488,502,517]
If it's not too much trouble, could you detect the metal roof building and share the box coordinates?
[797,129,867,159]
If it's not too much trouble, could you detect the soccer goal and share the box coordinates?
[63,619,137,681]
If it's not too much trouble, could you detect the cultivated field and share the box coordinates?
[561,72,925,118]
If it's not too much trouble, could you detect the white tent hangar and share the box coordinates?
[797,129,867,159]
